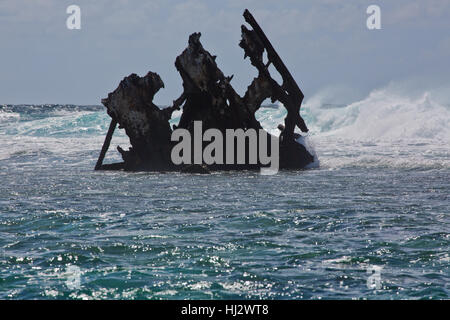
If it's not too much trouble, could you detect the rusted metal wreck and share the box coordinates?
[95,9,313,173]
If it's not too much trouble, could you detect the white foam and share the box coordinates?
[0,110,130,162]
[0,111,20,123]
[2,82,449,170]
[296,135,320,169]
[255,82,450,170]
[303,85,450,143]
[169,109,182,126]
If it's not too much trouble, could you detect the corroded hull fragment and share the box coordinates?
[96,10,313,172]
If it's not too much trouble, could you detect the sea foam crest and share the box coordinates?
[302,86,450,143]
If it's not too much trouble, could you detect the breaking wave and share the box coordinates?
[255,82,450,170]
[307,93,449,143]
[1,82,449,169]
[256,84,450,143]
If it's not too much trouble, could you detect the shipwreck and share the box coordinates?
[95,9,314,173]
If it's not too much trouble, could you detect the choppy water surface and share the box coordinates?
[0,87,449,299]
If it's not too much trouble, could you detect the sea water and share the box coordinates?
[0,85,448,299]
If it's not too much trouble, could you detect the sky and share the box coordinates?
[0,0,449,105]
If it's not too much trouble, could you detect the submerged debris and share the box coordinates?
[95,9,313,172]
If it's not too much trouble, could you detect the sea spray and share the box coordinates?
[302,85,450,142]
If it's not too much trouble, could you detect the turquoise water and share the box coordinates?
[0,89,449,299]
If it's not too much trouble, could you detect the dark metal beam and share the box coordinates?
[243,9,304,104]
[94,119,117,170]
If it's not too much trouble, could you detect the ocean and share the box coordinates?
[0,85,449,299]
